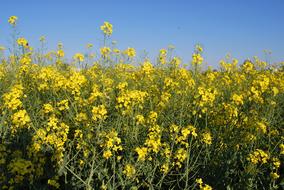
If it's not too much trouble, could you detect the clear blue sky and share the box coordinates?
[0,0,284,67]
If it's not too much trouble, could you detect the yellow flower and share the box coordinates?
[141,60,154,74]
[159,49,167,64]
[160,163,169,173]
[100,129,122,160]
[74,129,83,139]
[103,149,112,159]
[196,178,212,190]
[123,164,136,178]
[174,148,187,168]
[17,37,29,48]
[57,49,65,57]
[192,53,203,65]
[75,112,88,123]
[201,131,212,145]
[170,57,181,66]
[201,184,213,190]
[270,172,280,180]
[8,16,18,26]
[135,147,148,161]
[11,109,31,129]
[100,21,113,36]
[247,149,269,164]
[231,94,244,105]
[272,87,279,96]
[2,84,24,110]
[257,122,267,134]
[135,114,145,125]
[123,47,136,58]
[195,44,203,53]
[73,53,84,62]
[271,157,280,169]
[100,47,111,57]
[160,49,167,56]
[42,103,54,114]
[57,99,69,111]
[196,178,203,185]
[279,144,284,155]
[47,176,60,189]
[92,105,108,121]
[148,111,158,124]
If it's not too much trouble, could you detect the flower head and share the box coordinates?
[17,38,29,48]
[123,164,136,178]
[195,44,203,53]
[192,53,203,65]
[100,47,111,57]
[100,21,113,36]
[123,47,136,58]
[57,49,65,58]
[73,53,84,62]
[8,16,18,26]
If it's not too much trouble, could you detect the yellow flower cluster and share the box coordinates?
[57,99,69,111]
[174,148,187,168]
[48,176,60,189]
[196,178,213,190]
[123,164,136,178]
[144,124,162,154]
[100,129,123,159]
[100,21,113,36]
[11,109,31,134]
[270,157,281,180]
[231,94,244,105]
[17,37,29,48]
[195,44,203,53]
[280,144,284,155]
[201,131,212,145]
[195,86,217,113]
[92,105,107,121]
[31,115,69,164]
[8,16,18,26]
[170,124,197,147]
[116,90,148,115]
[73,53,84,62]
[2,84,24,110]
[19,54,32,65]
[159,49,167,64]
[42,103,54,114]
[192,53,203,65]
[247,149,269,164]
[57,49,64,57]
[170,56,181,66]
[100,46,111,57]
[141,60,154,75]
[135,147,148,161]
[123,47,136,58]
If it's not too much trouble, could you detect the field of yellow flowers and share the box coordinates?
[0,16,284,190]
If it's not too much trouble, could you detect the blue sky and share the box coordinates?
[0,0,284,67]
